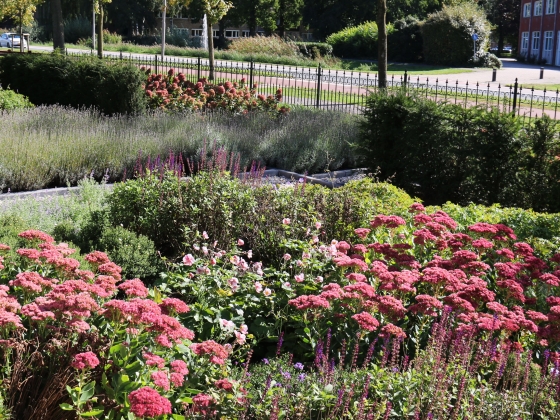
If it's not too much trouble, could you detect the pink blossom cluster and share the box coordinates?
[190,340,229,365]
[128,386,172,418]
[287,204,560,348]
[71,352,100,370]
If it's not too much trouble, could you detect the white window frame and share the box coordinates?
[242,30,250,37]
[547,0,556,14]
[212,30,219,37]
[524,2,531,16]
[191,29,203,37]
[535,1,543,16]
[532,31,541,52]
[521,32,529,50]
[545,31,554,51]
[225,30,239,38]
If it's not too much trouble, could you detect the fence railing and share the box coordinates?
[67,51,560,120]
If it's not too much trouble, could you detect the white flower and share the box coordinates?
[315,276,324,283]
[240,324,249,334]
[283,282,291,289]
[247,250,253,259]
[202,246,208,255]
[202,231,209,239]
[254,282,263,293]
[295,273,305,283]
[221,319,236,331]
[263,288,272,296]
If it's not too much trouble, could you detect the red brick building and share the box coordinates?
[519,0,560,64]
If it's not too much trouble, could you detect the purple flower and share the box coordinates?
[262,358,269,365]
[281,371,291,379]
[294,362,304,370]
[298,373,306,382]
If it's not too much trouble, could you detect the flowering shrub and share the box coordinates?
[143,69,289,115]
[0,231,245,419]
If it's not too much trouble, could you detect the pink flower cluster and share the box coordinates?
[190,340,229,365]
[71,352,100,370]
[128,386,172,418]
[288,204,560,348]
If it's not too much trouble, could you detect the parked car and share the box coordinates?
[489,46,512,54]
[0,33,28,49]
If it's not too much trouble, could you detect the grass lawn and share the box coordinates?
[28,42,473,75]
[505,83,560,91]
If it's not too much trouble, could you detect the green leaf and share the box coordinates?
[80,381,96,402]
[59,403,74,411]
[81,409,105,417]
[172,415,186,420]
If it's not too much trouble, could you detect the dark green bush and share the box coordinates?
[105,170,417,262]
[356,90,560,212]
[326,22,394,59]
[0,53,147,114]
[387,16,423,63]
[0,87,33,110]
[64,16,92,44]
[293,42,333,59]
[422,3,491,66]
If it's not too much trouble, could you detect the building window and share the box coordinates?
[535,1,543,15]
[212,30,219,37]
[242,30,250,37]
[521,32,529,50]
[225,30,239,38]
[545,31,554,51]
[524,2,531,16]
[191,29,203,37]
[532,31,541,51]
[547,0,556,13]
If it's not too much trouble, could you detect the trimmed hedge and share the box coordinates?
[356,91,560,212]
[0,53,147,114]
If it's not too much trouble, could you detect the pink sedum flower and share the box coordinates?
[71,352,100,370]
[128,387,172,418]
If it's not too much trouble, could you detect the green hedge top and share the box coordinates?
[0,53,147,114]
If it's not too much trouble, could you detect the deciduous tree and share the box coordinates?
[0,0,44,51]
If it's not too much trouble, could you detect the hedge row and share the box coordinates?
[0,53,146,114]
[356,91,560,212]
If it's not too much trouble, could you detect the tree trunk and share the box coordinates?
[97,5,103,58]
[208,21,215,80]
[249,5,257,36]
[51,0,65,51]
[377,0,387,89]
[497,24,505,57]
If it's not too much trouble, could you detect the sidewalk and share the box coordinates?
[412,59,560,89]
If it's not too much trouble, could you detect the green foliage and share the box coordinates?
[228,35,301,57]
[102,29,122,44]
[356,91,560,212]
[63,15,92,44]
[326,21,381,59]
[97,225,163,281]
[106,172,416,261]
[293,41,333,59]
[387,16,424,62]
[0,87,33,110]
[0,53,147,115]
[421,2,492,66]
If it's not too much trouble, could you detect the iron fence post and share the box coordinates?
[197,56,201,80]
[512,78,518,114]
[249,59,254,88]
[316,64,322,108]
[155,54,158,74]
[403,70,407,89]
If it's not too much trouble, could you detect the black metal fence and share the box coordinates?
[68,51,560,120]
